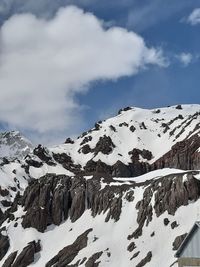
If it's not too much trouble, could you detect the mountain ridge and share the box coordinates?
[0,131,33,160]
[0,104,199,267]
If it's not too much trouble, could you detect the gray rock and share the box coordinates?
[0,233,9,261]
[45,229,92,267]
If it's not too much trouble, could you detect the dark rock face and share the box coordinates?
[53,152,72,166]
[104,196,122,222]
[85,251,103,267]
[69,177,87,223]
[130,185,154,240]
[1,200,12,208]
[130,251,140,260]
[176,105,182,110]
[80,136,92,146]
[0,187,9,197]
[25,157,43,168]
[18,174,126,232]
[53,153,76,172]
[84,160,97,173]
[129,148,153,162]
[2,251,18,267]
[46,229,92,267]
[164,218,170,226]
[65,138,74,144]
[0,157,10,166]
[173,233,187,250]
[119,122,129,127]
[153,134,200,171]
[139,122,147,130]
[171,221,179,229]
[112,161,132,177]
[94,135,115,155]
[0,208,3,222]
[109,125,116,132]
[3,240,41,267]
[126,148,152,177]
[129,125,136,132]
[53,153,81,174]
[33,145,55,166]
[21,174,72,232]
[154,173,200,217]
[13,171,200,245]
[0,233,9,261]
[118,106,132,114]
[84,160,112,176]
[130,172,200,239]
[86,179,125,223]
[127,242,136,252]
[136,251,152,267]
[81,144,92,154]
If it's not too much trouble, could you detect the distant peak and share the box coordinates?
[0,130,33,159]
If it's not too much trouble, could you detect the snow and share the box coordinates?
[113,168,187,183]
[29,163,74,179]
[0,131,33,159]
[1,171,200,267]
[0,162,28,191]
[194,173,200,180]
[49,104,200,167]
[0,104,200,267]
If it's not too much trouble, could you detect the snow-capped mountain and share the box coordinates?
[52,104,200,171]
[0,131,33,159]
[0,104,200,267]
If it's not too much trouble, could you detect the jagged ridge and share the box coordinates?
[0,104,200,267]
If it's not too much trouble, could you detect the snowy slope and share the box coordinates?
[0,169,200,267]
[0,104,200,267]
[0,131,33,159]
[50,104,200,166]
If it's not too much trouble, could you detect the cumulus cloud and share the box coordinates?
[177,53,193,66]
[0,5,166,143]
[187,8,200,25]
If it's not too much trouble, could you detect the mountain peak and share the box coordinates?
[0,104,199,267]
[50,103,200,171]
[0,130,33,159]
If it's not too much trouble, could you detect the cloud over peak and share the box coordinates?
[0,5,166,142]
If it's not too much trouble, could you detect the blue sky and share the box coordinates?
[0,0,199,144]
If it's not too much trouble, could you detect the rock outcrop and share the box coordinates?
[2,240,41,267]
[136,251,152,267]
[13,174,126,232]
[0,105,200,267]
[46,229,92,267]
[129,172,200,239]
[153,133,200,171]
[0,233,9,261]
[173,234,187,251]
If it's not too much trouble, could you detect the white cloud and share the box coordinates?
[177,53,193,66]
[187,8,200,25]
[0,5,166,143]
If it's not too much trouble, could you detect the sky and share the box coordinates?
[0,0,199,145]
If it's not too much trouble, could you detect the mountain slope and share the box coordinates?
[0,131,33,159]
[0,104,200,267]
[49,104,200,174]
